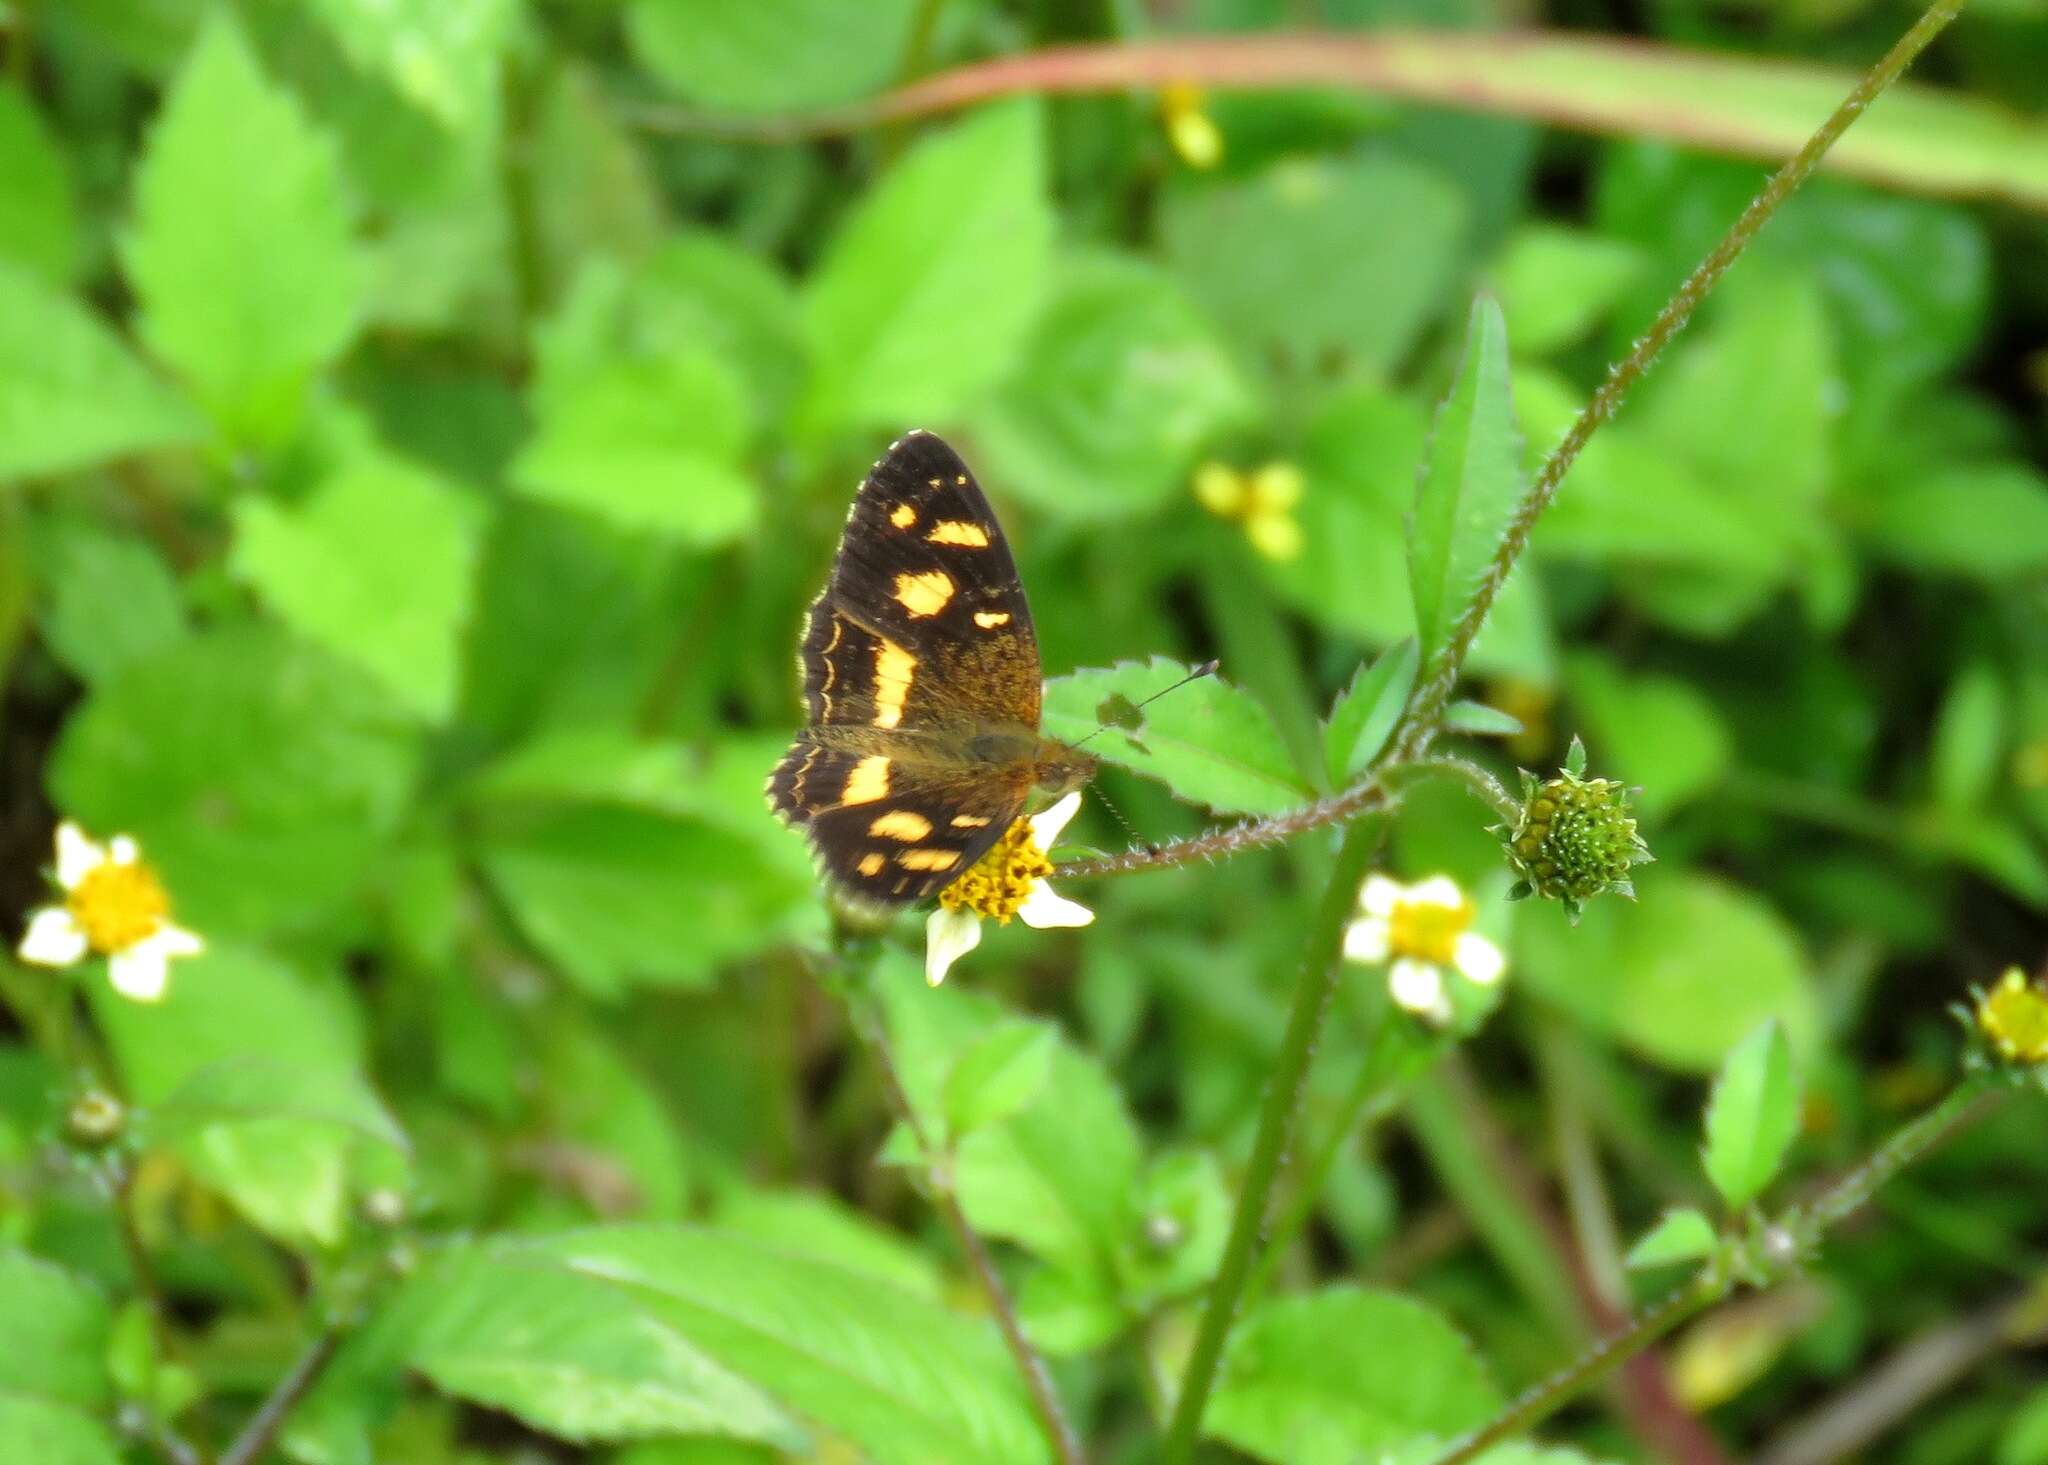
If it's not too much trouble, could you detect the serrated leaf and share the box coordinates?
[802,102,1052,432]
[0,263,198,484]
[0,83,79,284]
[49,627,418,937]
[1443,699,1524,737]
[1626,1208,1719,1269]
[1408,295,1525,669]
[974,248,1259,521]
[943,1021,1057,1140]
[1323,639,1418,788]
[1208,1286,1500,1464]
[1044,659,1310,816]
[232,456,484,722]
[627,0,918,114]
[1703,1019,1800,1210]
[124,15,366,445]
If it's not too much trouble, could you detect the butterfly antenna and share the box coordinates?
[1070,659,1220,752]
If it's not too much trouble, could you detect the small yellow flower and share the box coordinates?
[925,792,1093,987]
[1192,460,1305,562]
[1976,967,2048,1064]
[1159,82,1223,169]
[18,821,203,1002]
[1342,874,1505,1025]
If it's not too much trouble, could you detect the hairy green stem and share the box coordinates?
[831,939,1087,1465]
[219,1329,342,1465]
[1425,1075,2000,1465]
[1389,756,1521,824]
[1162,815,1385,1462]
[1392,0,1968,760]
[1059,771,1391,880]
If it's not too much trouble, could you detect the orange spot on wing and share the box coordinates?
[870,810,934,841]
[898,849,961,872]
[843,756,892,803]
[928,520,990,547]
[873,640,917,729]
[890,503,917,528]
[893,571,954,618]
[973,610,1012,629]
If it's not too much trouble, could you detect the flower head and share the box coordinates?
[1159,82,1223,169]
[17,821,203,1002]
[1192,461,1304,562]
[925,792,1093,986]
[1342,874,1505,1026]
[1500,737,1652,922]
[1975,967,2048,1066]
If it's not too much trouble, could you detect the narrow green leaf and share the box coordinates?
[943,1021,1058,1140]
[1043,658,1311,816]
[1408,295,1524,670]
[1323,639,1419,787]
[802,101,1052,432]
[232,456,485,723]
[1703,1019,1801,1210]
[124,15,366,445]
[0,263,198,485]
[1930,661,2007,814]
[1625,1208,1719,1270]
[1442,699,1524,737]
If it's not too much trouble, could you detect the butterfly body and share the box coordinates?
[767,431,1094,905]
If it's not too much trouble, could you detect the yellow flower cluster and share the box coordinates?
[1193,461,1305,561]
[1159,82,1223,169]
[938,817,1054,925]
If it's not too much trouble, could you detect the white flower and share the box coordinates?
[1342,873,1504,1026]
[924,792,1094,987]
[17,821,203,1003]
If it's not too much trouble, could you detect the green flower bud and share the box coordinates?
[1499,737,1652,923]
[65,1089,126,1148]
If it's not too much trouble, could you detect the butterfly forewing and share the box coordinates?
[767,431,1051,905]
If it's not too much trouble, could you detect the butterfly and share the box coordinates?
[766,431,1096,906]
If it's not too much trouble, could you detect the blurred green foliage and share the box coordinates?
[1,1,2046,1463]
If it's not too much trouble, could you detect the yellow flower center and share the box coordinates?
[1389,894,1475,966]
[1977,968,2048,1064]
[938,817,1053,924]
[67,859,169,954]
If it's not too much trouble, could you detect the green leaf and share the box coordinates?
[634,236,808,430]
[528,65,668,307]
[1161,154,1466,380]
[0,263,198,485]
[94,943,393,1246]
[304,0,517,131]
[0,1397,122,1465]
[514,350,758,545]
[1207,1286,1500,1465]
[1442,700,1524,738]
[802,102,1052,432]
[0,1250,112,1409]
[0,83,78,284]
[1043,658,1311,816]
[974,249,1259,521]
[49,627,418,937]
[32,517,187,687]
[1490,224,1643,355]
[387,1227,1048,1461]
[1626,1208,1719,1270]
[233,456,484,722]
[537,1016,691,1217]
[1116,1149,1230,1308]
[1703,1019,1801,1210]
[1859,463,2048,582]
[956,1038,1144,1279]
[1930,660,2007,814]
[1514,870,1816,1072]
[1323,639,1419,788]
[2001,1385,2048,1465]
[627,0,919,114]
[124,15,366,445]
[710,1188,942,1301]
[943,1021,1058,1140]
[1564,651,1731,820]
[1408,296,1525,670]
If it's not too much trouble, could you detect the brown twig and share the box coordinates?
[218,1329,342,1465]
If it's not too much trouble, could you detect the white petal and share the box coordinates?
[1342,917,1390,964]
[1409,875,1465,910]
[18,908,87,967]
[153,923,205,958]
[54,822,107,889]
[924,907,983,987]
[1454,931,1506,986]
[108,835,140,865]
[1027,791,1084,849]
[1016,880,1094,929]
[108,942,172,1002]
[1388,957,1451,1023]
[1360,875,1402,917]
